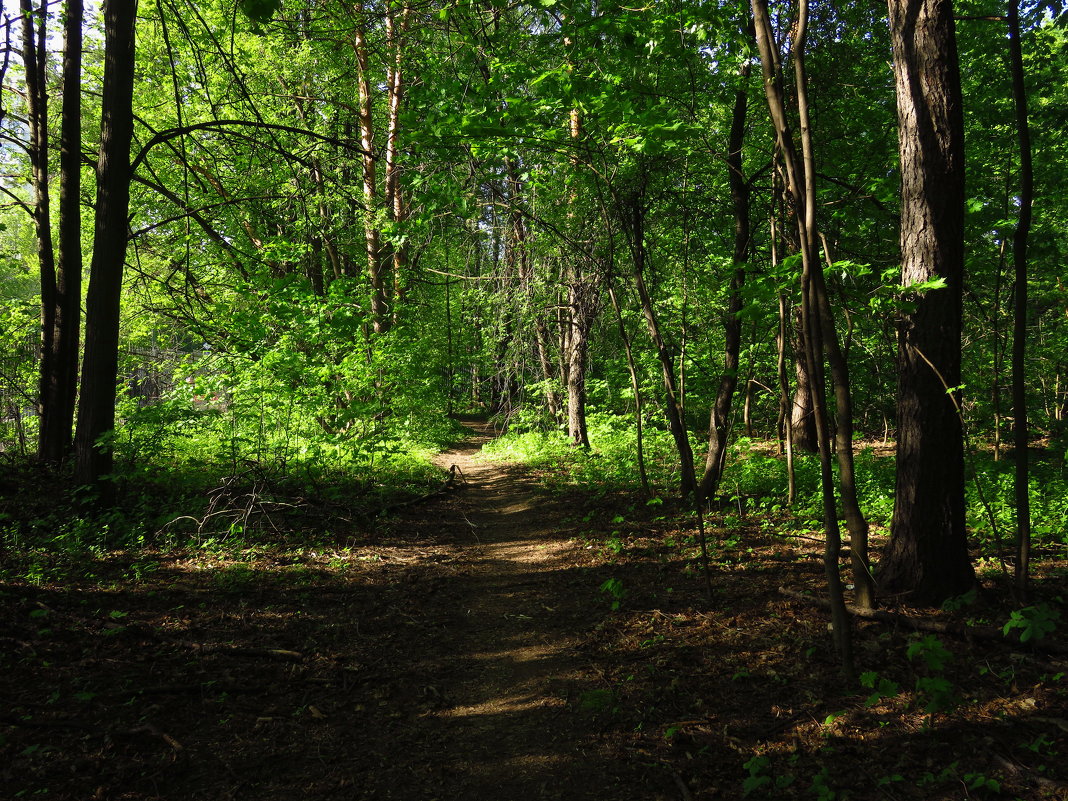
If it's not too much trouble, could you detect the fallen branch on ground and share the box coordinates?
[778,586,1068,656]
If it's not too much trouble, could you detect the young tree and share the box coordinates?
[879,0,976,604]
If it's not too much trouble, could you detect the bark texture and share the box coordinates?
[44,0,84,464]
[74,0,138,492]
[880,0,975,604]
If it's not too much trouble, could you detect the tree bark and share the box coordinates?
[609,283,650,496]
[752,0,852,674]
[565,286,591,448]
[880,0,975,604]
[20,0,58,462]
[700,60,751,499]
[352,4,388,333]
[384,3,411,304]
[790,319,819,453]
[74,0,138,494]
[1007,0,1033,597]
[46,0,84,464]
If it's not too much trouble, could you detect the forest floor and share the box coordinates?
[2,421,1067,799]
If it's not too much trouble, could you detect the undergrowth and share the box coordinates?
[487,411,1068,559]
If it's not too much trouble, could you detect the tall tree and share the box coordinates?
[1006,0,1033,596]
[700,56,752,499]
[18,0,57,461]
[39,0,83,463]
[879,0,975,604]
[74,0,138,493]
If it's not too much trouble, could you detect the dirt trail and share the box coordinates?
[0,422,678,801]
[369,422,672,799]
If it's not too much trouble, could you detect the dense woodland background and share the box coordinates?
[1,0,1068,796]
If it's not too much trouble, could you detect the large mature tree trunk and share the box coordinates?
[879,0,975,604]
[74,0,138,493]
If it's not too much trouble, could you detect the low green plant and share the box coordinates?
[859,671,900,707]
[577,687,616,713]
[599,577,626,610]
[906,634,958,717]
[1003,602,1061,643]
[809,764,837,800]
[741,753,797,797]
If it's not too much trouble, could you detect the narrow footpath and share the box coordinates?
[358,421,675,799]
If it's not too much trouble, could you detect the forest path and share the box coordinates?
[366,420,674,799]
[0,420,682,801]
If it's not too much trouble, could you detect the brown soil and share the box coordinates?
[2,421,1066,800]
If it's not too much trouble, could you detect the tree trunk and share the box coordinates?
[20,0,58,462]
[880,0,975,605]
[1007,0,1033,596]
[790,316,818,452]
[609,283,650,496]
[384,3,411,305]
[752,0,852,674]
[352,5,388,334]
[700,61,751,499]
[565,279,592,448]
[46,0,84,464]
[74,0,138,494]
[626,192,696,500]
[815,236,875,609]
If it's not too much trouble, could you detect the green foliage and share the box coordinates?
[858,671,900,707]
[906,635,958,717]
[0,297,38,453]
[237,0,280,25]
[741,754,797,797]
[599,577,626,610]
[577,688,617,713]
[1002,602,1062,643]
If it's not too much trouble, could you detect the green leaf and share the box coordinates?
[238,0,279,25]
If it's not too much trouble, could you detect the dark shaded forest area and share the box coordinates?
[1,0,1067,797]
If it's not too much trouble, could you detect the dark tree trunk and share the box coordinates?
[700,61,751,499]
[608,283,650,496]
[880,0,975,604]
[752,0,852,674]
[74,0,138,494]
[1007,0,1033,596]
[20,0,58,461]
[41,0,84,464]
[565,278,592,448]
